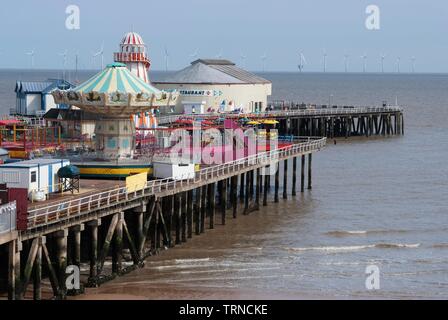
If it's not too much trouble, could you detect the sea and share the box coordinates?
[1,69,447,299]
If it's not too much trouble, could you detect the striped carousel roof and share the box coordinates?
[121,32,144,45]
[74,62,161,95]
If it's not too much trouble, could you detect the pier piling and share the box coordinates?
[283,159,288,199]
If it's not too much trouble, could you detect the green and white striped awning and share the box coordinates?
[75,62,161,95]
[51,62,178,115]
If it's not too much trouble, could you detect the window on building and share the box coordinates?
[31,171,37,183]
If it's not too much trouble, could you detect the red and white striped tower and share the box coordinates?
[114,31,151,83]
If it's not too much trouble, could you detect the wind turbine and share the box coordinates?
[164,46,169,71]
[380,54,386,73]
[240,53,247,68]
[298,52,307,72]
[59,49,68,79]
[344,54,349,73]
[260,53,267,72]
[190,48,199,60]
[396,56,401,73]
[25,49,35,68]
[74,50,79,83]
[215,49,223,59]
[411,56,416,73]
[93,43,104,70]
[361,53,367,73]
[323,50,327,72]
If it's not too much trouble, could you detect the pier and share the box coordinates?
[157,106,404,138]
[0,137,325,300]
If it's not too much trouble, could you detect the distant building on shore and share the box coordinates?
[153,59,272,114]
[14,79,73,116]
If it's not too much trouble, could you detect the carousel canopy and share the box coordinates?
[51,62,177,115]
[75,62,159,95]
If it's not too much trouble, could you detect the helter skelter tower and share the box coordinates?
[114,32,151,83]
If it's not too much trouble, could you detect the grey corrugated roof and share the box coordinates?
[44,108,101,121]
[156,59,270,85]
[15,79,72,94]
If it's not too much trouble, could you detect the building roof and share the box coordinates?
[43,108,102,121]
[155,59,271,85]
[121,31,145,46]
[0,158,69,169]
[74,62,161,94]
[15,79,72,94]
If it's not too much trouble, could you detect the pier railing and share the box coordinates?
[26,137,326,230]
[157,106,403,125]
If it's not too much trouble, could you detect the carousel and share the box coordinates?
[52,62,178,178]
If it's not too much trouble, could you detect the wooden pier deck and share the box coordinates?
[157,106,404,138]
[0,137,326,300]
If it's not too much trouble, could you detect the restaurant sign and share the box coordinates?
[179,89,223,97]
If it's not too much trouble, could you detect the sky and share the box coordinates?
[0,0,447,73]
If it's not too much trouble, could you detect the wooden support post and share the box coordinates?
[88,219,100,283]
[187,190,193,238]
[156,201,170,248]
[122,220,140,265]
[72,224,83,268]
[33,240,42,300]
[401,113,404,135]
[283,159,288,199]
[174,194,181,244]
[209,183,215,229]
[292,157,297,196]
[20,239,39,299]
[249,170,254,201]
[263,169,269,206]
[274,163,279,202]
[244,171,250,212]
[195,188,201,235]
[255,168,260,209]
[155,200,162,250]
[55,229,68,299]
[239,173,245,201]
[232,176,238,218]
[308,153,312,190]
[168,196,174,246]
[181,192,187,242]
[8,240,16,300]
[301,155,305,192]
[112,212,123,274]
[99,214,118,273]
[221,180,227,225]
[42,242,59,297]
[200,185,206,233]
[139,200,155,255]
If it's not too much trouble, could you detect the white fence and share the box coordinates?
[26,137,326,229]
[0,201,17,235]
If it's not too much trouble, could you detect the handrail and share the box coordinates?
[156,106,403,125]
[26,137,326,230]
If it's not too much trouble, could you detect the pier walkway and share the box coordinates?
[1,137,326,300]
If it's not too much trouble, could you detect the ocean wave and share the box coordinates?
[174,258,211,264]
[325,229,410,237]
[325,230,368,236]
[285,243,420,253]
